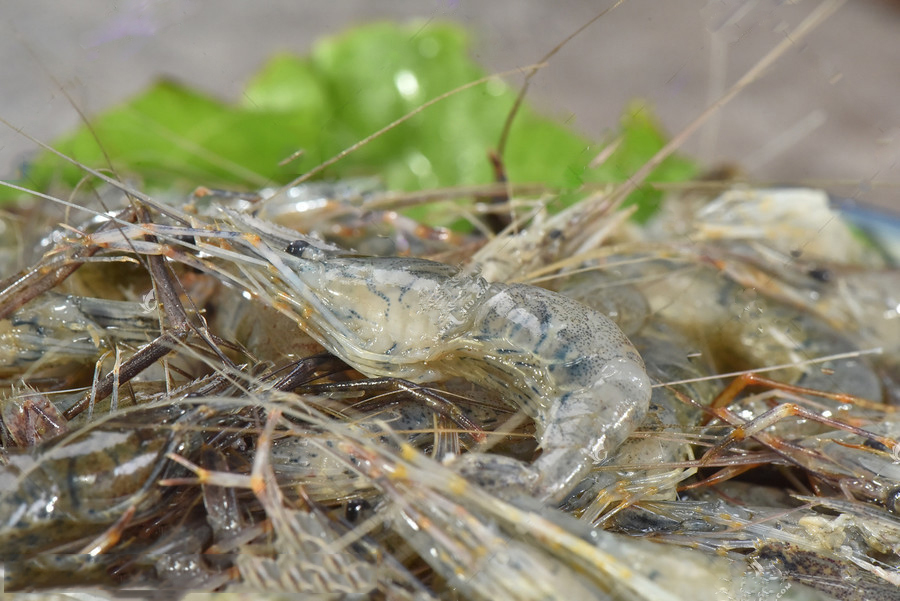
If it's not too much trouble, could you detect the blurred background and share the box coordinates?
[2,0,898,212]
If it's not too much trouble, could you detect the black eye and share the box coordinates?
[345,499,371,523]
[887,487,900,514]
[807,267,832,282]
[286,239,312,257]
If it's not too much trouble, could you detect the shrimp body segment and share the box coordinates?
[278,246,652,502]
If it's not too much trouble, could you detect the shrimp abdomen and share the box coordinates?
[465,284,651,501]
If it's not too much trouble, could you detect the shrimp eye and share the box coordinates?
[345,499,371,523]
[807,267,832,282]
[886,487,900,514]
[286,239,312,257]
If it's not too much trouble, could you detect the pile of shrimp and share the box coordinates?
[1,163,899,601]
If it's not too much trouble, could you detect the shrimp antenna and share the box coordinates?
[605,0,847,211]
[653,347,883,389]
[0,114,193,224]
[495,0,627,159]
[279,63,548,191]
[13,29,123,192]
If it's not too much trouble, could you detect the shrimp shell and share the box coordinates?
[74,213,653,502]
[268,244,652,503]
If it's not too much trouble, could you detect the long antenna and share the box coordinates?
[495,0,628,159]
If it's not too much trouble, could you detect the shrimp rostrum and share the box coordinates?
[93,214,652,503]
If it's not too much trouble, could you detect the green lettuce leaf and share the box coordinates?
[4,21,697,224]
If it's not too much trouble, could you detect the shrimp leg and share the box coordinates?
[65,211,234,419]
[301,377,486,443]
[0,206,139,320]
[700,400,898,482]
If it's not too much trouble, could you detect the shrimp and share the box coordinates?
[240,236,653,503]
[85,213,651,502]
[466,189,634,284]
[0,403,199,560]
[604,495,900,599]
[0,292,159,387]
[235,417,380,596]
[662,187,900,393]
[565,249,884,415]
[253,178,472,258]
[557,270,651,337]
[165,408,435,598]
[675,188,882,268]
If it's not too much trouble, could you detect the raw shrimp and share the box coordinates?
[251,235,651,503]
[684,188,880,267]
[557,270,651,337]
[661,187,900,388]
[87,215,652,503]
[0,292,159,387]
[605,495,900,600]
[723,417,900,507]
[165,408,434,598]
[236,420,380,597]
[253,178,471,258]
[466,189,633,284]
[0,386,68,447]
[0,403,200,560]
[560,249,885,417]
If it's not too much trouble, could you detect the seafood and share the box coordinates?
[2,163,900,598]
[276,243,651,502]
[0,292,160,388]
[83,216,652,503]
[681,189,899,356]
[2,169,899,597]
[1,8,899,596]
[0,403,200,561]
[563,318,719,519]
[1,386,68,447]
[279,404,831,601]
